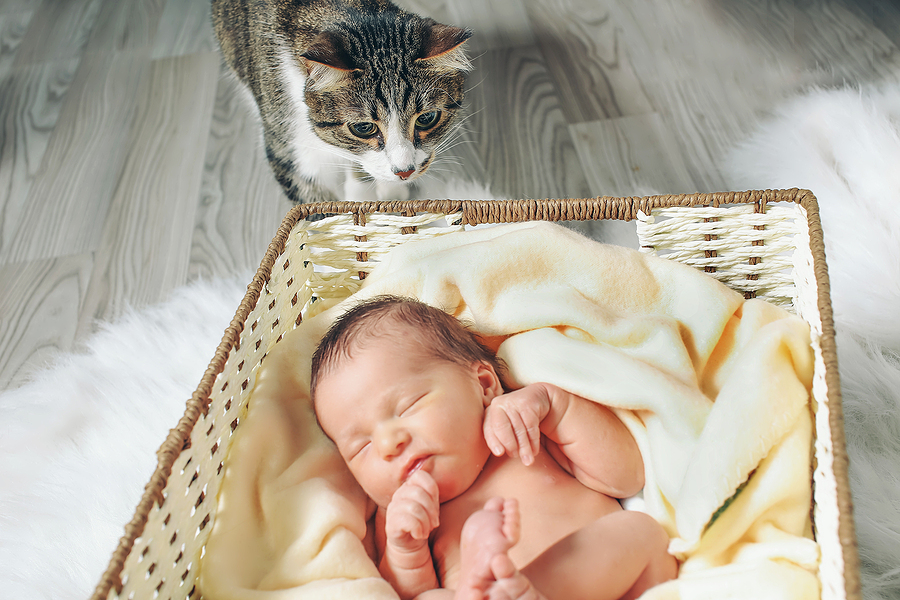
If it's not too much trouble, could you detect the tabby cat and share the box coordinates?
[211,0,472,203]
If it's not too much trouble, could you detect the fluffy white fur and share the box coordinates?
[1,85,898,599]
[725,82,900,600]
[0,277,247,600]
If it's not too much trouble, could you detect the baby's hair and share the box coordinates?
[310,295,507,404]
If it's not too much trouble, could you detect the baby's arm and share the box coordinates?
[379,470,441,599]
[483,383,644,498]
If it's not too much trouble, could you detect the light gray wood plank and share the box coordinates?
[151,0,217,59]
[0,58,80,262]
[0,10,32,77]
[0,0,37,14]
[0,253,93,392]
[394,0,455,26]
[610,0,796,92]
[791,0,900,85]
[0,49,151,264]
[76,52,220,336]
[189,70,292,281]
[570,113,700,197]
[643,78,759,193]
[447,0,536,53]
[453,45,592,201]
[867,0,900,48]
[11,0,103,67]
[523,0,654,123]
[84,0,166,54]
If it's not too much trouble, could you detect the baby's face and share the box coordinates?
[314,331,498,508]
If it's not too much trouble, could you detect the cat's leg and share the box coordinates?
[265,143,337,205]
[375,179,412,202]
[343,169,380,203]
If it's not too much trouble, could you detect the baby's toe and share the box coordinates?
[488,555,544,600]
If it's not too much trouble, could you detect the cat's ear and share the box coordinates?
[300,31,360,91]
[417,21,473,73]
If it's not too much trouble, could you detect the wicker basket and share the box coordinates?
[91,190,859,600]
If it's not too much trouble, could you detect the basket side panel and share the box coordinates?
[107,232,315,600]
[792,202,860,600]
[636,204,799,308]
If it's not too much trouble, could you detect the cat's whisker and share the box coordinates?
[462,74,488,95]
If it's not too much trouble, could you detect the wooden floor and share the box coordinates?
[1,0,898,392]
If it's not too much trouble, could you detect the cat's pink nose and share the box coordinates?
[395,167,415,180]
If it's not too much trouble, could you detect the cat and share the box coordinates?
[211,0,473,204]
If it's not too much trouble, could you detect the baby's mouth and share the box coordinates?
[404,455,431,481]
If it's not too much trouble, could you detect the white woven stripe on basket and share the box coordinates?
[298,212,464,302]
[636,204,798,307]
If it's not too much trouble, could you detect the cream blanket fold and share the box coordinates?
[199,222,820,600]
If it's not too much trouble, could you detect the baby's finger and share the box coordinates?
[387,502,429,540]
[524,411,541,464]
[491,406,519,457]
[506,408,535,466]
[402,471,440,530]
[484,414,508,457]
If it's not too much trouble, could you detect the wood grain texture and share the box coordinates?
[0,0,38,14]
[0,58,79,262]
[523,0,654,122]
[0,49,150,264]
[151,0,218,59]
[76,51,220,336]
[570,113,700,197]
[447,0,536,53]
[790,0,900,84]
[454,45,592,200]
[394,0,455,27]
[84,0,166,55]
[0,253,92,391]
[0,9,32,77]
[189,70,292,281]
[11,0,103,67]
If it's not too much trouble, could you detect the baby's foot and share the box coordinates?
[454,498,520,600]
[486,554,547,600]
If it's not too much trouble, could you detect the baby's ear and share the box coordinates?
[473,362,503,405]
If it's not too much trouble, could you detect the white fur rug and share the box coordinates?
[2,84,899,600]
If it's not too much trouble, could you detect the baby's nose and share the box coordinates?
[373,421,411,459]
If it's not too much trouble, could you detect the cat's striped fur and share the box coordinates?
[211,0,472,203]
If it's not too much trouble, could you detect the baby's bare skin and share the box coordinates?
[315,326,677,600]
[432,447,621,586]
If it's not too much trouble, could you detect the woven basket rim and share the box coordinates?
[91,189,858,600]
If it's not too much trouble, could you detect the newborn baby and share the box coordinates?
[311,296,677,600]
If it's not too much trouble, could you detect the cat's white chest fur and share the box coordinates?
[279,54,416,203]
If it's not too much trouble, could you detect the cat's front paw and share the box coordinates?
[375,179,412,202]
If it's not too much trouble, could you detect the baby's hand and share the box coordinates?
[483,384,551,466]
[384,469,440,557]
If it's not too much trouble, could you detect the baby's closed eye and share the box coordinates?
[348,440,371,460]
[398,393,426,416]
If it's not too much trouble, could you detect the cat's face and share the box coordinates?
[297,19,471,183]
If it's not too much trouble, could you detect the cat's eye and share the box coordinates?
[415,111,441,130]
[348,122,378,138]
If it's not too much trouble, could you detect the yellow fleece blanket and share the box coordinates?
[199,221,820,600]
